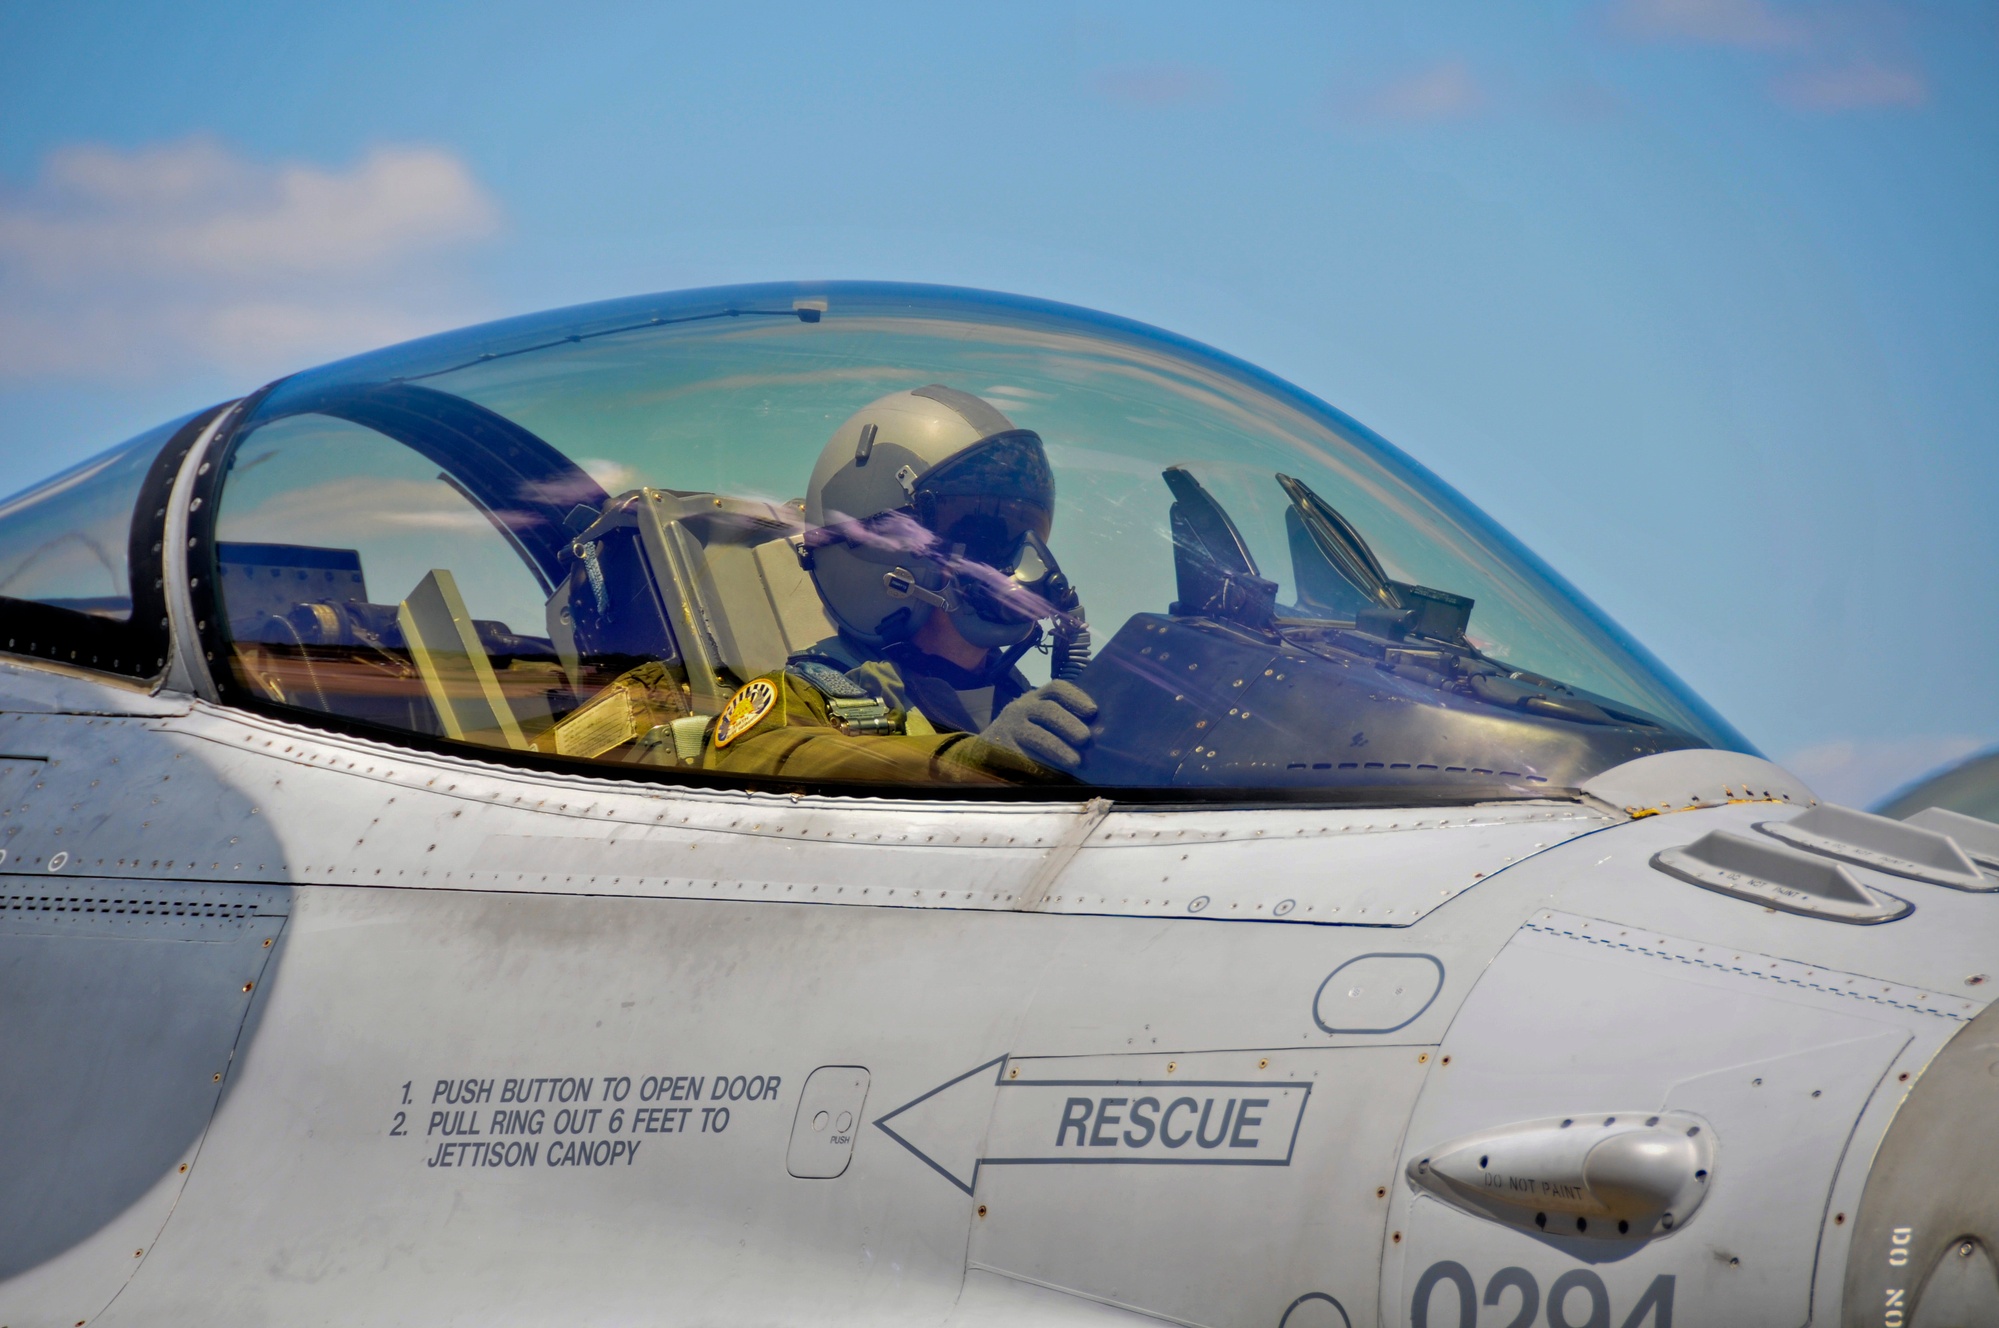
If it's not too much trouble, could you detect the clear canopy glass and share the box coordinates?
[0,415,190,620]
[205,282,1746,799]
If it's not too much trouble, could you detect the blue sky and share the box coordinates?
[2,1,1993,803]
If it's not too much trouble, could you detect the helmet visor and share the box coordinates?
[913,429,1055,573]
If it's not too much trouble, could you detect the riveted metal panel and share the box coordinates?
[0,877,287,1325]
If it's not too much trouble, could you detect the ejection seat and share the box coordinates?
[546,486,837,748]
[326,486,839,763]
[215,484,838,764]
[209,384,842,760]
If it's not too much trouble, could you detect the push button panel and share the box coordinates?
[787,1065,870,1179]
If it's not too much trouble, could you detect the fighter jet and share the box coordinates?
[1,282,1992,1328]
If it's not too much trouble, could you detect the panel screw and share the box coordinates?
[1834,1213,1845,1225]
[1376,1187,1387,1199]
[1391,1231,1401,1244]
[1440,1055,1451,1066]
[1166,1061,1177,1073]
[1007,1067,1018,1079]
[212,1073,222,1082]
[179,1164,189,1173]
[1417,1053,1429,1064]
[1899,1072,1911,1082]
[263,938,272,947]
[977,1205,988,1218]
[241,982,254,992]
[1258,1059,1269,1070]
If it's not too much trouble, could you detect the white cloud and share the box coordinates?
[1608,0,1805,48]
[1605,0,1932,114]
[1348,60,1488,123]
[0,136,501,382]
[577,458,639,493]
[1779,734,1988,809]
[1772,61,1928,111]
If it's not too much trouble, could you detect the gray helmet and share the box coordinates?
[803,385,1057,650]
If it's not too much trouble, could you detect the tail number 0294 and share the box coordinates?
[1411,1261,1675,1328]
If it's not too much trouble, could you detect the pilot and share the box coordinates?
[697,385,1098,785]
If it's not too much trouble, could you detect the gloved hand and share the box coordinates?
[957,680,1099,775]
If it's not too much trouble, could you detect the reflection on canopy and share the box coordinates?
[200,283,1744,800]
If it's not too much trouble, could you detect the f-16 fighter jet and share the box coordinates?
[1,283,1992,1327]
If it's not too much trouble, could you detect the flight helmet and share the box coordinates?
[803,385,1057,650]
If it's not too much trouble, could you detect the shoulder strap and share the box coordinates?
[787,658,869,700]
[795,631,873,672]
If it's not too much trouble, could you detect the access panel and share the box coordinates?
[789,1065,871,1179]
[0,878,287,1325]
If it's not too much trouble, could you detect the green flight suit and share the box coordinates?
[696,651,1059,786]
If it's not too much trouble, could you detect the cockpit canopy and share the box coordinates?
[0,282,1748,800]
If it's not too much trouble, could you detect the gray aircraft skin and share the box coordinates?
[0,283,1993,1328]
